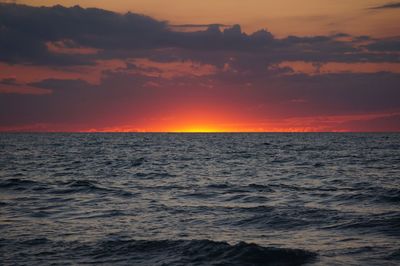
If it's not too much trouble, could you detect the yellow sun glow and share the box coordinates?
[170,125,226,133]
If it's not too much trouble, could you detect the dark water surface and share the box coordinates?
[1,133,399,265]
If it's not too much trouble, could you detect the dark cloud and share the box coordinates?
[170,23,229,29]
[0,78,18,85]
[369,2,400,9]
[0,3,168,64]
[1,3,399,66]
[1,3,268,65]
[365,39,400,52]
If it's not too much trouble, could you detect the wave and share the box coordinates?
[205,183,275,193]
[131,157,146,167]
[51,180,112,194]
[51,180,135,198]
[1,238,317,266]
[0,178,46,191]
[332,187,400,204]
[321,212,400,236]
[234,206,342,229]
[134,172,177,179]
[386,249,400,260]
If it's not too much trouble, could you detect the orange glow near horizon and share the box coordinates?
[1,76,400,133]
[169,126,229,133]
[3,111,398,132]
[149,106,282,132]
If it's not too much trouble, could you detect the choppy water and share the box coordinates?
[1,133,399,265]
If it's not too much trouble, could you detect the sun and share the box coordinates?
[170,125,225,133]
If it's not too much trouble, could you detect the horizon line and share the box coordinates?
[0,131,399,134]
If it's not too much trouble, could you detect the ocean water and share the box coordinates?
[0,133,399,265]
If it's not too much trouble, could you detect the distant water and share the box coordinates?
[1,133,399,265]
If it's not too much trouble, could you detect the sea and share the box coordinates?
[0,133,399,265]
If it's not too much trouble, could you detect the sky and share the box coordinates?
[0,0,399,132]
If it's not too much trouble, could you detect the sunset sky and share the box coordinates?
[0,0,399,132]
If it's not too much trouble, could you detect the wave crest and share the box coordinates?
[2,238,317,265]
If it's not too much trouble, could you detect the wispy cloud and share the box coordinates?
[369,2,400,9]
